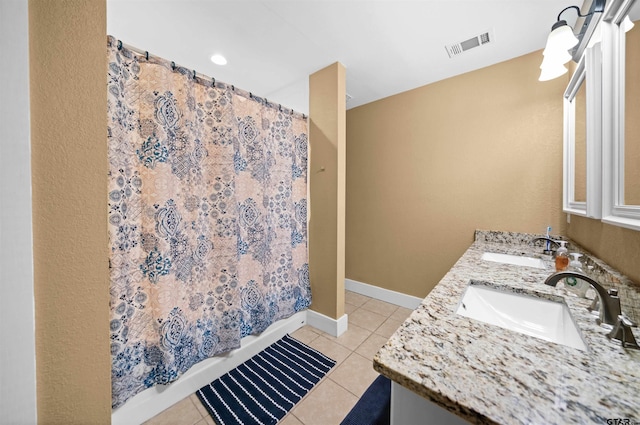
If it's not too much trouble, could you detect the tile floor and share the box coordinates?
[143,291,413,425]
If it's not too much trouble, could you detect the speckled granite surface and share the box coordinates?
[374,230,640,424]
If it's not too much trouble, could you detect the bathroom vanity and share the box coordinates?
[374,230,640,424]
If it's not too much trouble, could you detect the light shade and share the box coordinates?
[539,20,578,82]
[539,62,568,81]
[547,20,579,50]
[542,45,573,65]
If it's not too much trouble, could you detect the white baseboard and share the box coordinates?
[345,279,423,310]
[306,309,348,337]
[111,311,307,425]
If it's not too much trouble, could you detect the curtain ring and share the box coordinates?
[231,85,235,91]
[193,70,197,79]
[249,92,253,99]
[279,104,282,112]
[171,61,176,70]
[212,77,216,87]
[117,40,123,50]
[145,51,149,61]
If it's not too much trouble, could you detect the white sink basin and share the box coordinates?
[457,283,587,351]
[482,252,546,269]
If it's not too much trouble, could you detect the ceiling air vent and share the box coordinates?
[445,30,493,58]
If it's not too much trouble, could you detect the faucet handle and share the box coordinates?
[607,314,640,350]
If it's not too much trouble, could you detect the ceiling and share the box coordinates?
[107,0,581,114]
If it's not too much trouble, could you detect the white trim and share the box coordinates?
[306,309,348,337]
[111,311,307,425]
[0,1,37,423]
[602,213,640,230]
[345,279,423,310]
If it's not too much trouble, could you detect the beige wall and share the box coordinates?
[29,0,111,423]
[569,216,640,284]
[346,50,568,298]
[625,21,640,204]
[309,63,347,319]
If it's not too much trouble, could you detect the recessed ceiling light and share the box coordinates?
[210,54,227,65]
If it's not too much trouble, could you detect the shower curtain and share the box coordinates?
[106,36,310,408]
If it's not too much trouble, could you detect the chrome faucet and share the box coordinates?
[544,271,621,328]
[530,237,561,255]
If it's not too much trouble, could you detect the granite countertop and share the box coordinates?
[374,231,640,425]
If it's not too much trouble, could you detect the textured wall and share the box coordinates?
[625,20,640,204]
[29,0,111,422]
[346,50,568,298]
[569,216,640,285]
[309,63,346,319]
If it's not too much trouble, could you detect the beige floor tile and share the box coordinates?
[330,353,380,398]
[189,393,209,419]
[344,302,358,315]
[144,396,204,425]
[290,325,321,345]
[355,333,391,361]
[345,291,371,307]
[360,298,398,318]
[291,378,358,425]
[325,323,371,350]
[391,306,415,321]
[196,416,215,425]
[306,334,352,366]
[374,317,405,338]
[348,308,387,332]
[279,413,304,425]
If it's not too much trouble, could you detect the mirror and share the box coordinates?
[563,44,602,218]
[602,0,640,230]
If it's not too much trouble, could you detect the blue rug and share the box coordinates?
[196,334,335,425]
[340,375,391,425]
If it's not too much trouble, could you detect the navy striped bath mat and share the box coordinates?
[196,334,336,425]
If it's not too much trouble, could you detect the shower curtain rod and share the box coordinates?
[111,37,308,120]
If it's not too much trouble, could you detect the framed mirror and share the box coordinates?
[602,0,640,230]
[563,44,602,218]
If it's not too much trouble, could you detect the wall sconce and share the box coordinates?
[539,0,606,81]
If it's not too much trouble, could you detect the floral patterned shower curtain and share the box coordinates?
[106,36,310,408]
